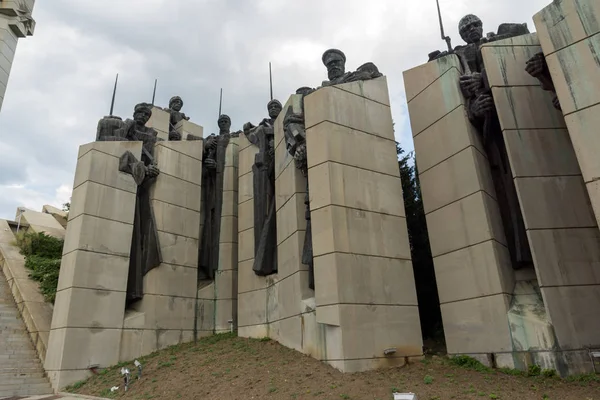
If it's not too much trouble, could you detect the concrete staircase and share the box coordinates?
[0,272,52,398]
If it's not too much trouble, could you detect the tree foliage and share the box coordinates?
[397,143,443,340]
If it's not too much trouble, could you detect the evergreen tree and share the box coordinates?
[397,143,443,341]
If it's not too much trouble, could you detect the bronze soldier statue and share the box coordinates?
[164,96,190,141]
[244,99,282,276]
[96,103,162,304]
[429,15,534,270]
[198,114,237,280]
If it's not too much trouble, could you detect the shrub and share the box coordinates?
[15,231,63,303]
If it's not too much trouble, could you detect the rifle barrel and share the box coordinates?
[109,73,118,116]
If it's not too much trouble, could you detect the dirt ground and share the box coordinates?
[69,333,600,400]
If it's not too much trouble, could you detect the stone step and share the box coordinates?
[0,350,37,358]
[0,361,42,369]
[0,377,49,385]
[0,371,45,379]
[0,383,53,397]
[0,368,46,376]
[0,343,35,351]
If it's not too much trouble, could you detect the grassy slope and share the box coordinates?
[67,333,600,400]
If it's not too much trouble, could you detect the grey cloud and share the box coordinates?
[0,0,552,219]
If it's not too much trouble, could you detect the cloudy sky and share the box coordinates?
[0,0,552,219]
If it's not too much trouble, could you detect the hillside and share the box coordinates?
[67,334,600,400]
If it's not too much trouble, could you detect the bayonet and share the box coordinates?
[218,88,223,117]
[436,0,453,53]
[269,62,273,101]
[109,73,118,116]
[151,79,157,106]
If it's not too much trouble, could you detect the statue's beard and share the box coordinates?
[328,67,344,80]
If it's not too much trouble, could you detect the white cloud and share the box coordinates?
[0,0,553,219]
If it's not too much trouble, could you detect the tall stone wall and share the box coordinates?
[404,56,515,363]
[237,95,313,342]
[237,78,422,373]
[534,0,600,228]
[196,137,239,335]
[120,141,203,361]
[45,141,141,390]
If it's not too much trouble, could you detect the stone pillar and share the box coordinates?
[535,3,600,215]
[45,141,141,390]
[482,33,600,374]
[267,95,316,352]
[236,129,267,338]
[175,119,204,141]
[146,106,170,141]
[0,0,35,110]
[196,137,239,335]
[119,141,203,361]
[404,56,515,363]
[214,137,239,332]
[304,77,422,372]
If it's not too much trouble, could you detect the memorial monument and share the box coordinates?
[405,3,600,375]
[238,48,423,373]
[0,0,35,111]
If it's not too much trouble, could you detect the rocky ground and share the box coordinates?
[67,333,600,400]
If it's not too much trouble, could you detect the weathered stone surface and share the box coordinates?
[311,206,410,260]
[442,294,513,354]
[419,147,495,214]
[403,55,462,102]
[515,176,596,230]
[152,200,200,239]
[308,162,405,217]
[333,77,391,106]
[304,86,393,140]
[503,129,580,177]
[57,251,129,292]
[406,67,464,137]
[533,0,600,55]
[237,289,267,328]
[434,240,514,304]
[492,86,566,130]
[73,147,139,194]
[425,192,506,257]
[305,121,399,175]
[315,253,418,306]
[45,327,122,371]
[52,288,126,330]
[542,285,600,350]
[62,214,133,258]
[143,263,197,298]
[130,294,195,331]
[69,181,136,223]
[528,228,600,287]
[413,106,485,173]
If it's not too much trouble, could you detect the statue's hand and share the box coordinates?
[205,136,218,150]
[147,164,160,177]
[205,158,217,170]
[243,122,255,132]
[471,94,495,118]
[459,73,483,97]
[525,53,545,78]
[294,144,307,162]
[168,131,182,141]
